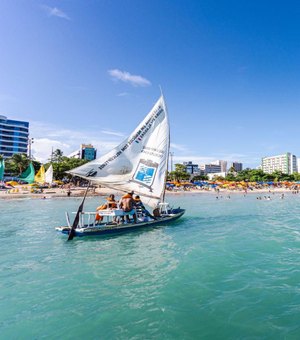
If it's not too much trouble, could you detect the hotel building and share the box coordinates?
[68,144,97,161]
[212,160,227,172]
[262,153,297,175]
[0,115,29,158]
[183,161,199,174]
[229,162,243,172]
[200,163,222,174]
[80,144,97,161]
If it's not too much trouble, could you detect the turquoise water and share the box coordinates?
[1,193,300,339]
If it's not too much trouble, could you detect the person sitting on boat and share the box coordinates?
[119,192,137,223]
[95,194,117,223]
[106,194,117,209]
[134,195,156,221]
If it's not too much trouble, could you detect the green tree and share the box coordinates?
[169,163,190,181]
[291,172,300,181]
[9,153,29,175]
[193,175,209,181]
[52,149,64,163]
[212,175,225,181]
[45,157,88,180]
[225,173,236,181]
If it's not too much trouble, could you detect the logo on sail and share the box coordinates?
[132,159,158,191]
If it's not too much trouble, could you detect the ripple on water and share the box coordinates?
[1,194,300,338]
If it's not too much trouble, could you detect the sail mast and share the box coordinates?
[160,93,170,203]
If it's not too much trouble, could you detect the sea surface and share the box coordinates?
[1,193,300,339]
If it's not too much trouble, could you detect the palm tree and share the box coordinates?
[52,149,64,162]
[10,153,29,175]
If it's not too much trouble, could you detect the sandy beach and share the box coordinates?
[0,185,298,200]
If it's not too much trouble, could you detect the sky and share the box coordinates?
[1,0,300,168]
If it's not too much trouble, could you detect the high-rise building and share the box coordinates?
[0,115,29,158]
[183,161,199,174]
[212,160,227,172]
[200,164,222,174]
[80,144,97,160]
[230,162,243,172]
[69,144,97,161]
[262,153,297,175]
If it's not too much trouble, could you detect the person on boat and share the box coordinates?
[119,192,137,223]
[95,194,118,223]
[134,195,146,217]
[134,195,156,220]
[106,194,117,209]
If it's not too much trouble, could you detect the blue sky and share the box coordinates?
[1,0,300,168]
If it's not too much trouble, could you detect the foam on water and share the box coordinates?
[1,193,300,338]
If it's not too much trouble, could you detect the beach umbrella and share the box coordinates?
[6,181,19,186]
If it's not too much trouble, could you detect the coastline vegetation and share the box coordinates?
[2,154,300,184]
[3,149,88,180]
[169,163,300,182]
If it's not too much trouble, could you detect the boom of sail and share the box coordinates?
[68,96,169,208]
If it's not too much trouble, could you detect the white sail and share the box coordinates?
[68,96,169,208]
[45,164,53,184]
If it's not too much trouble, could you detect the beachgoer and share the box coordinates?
[134,195,156,220]
[152,207,161,218]
[119,192,137,223]
[106,194,117,209]
[134,195,146,217]
[95,194,117,223]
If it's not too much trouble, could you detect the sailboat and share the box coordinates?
[56,96,185,237]
[19,163,35,184]
[34,165,45,184]
[0,159,4,181]
[45,164,53,185]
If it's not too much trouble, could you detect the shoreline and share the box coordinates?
[0,186,298,200]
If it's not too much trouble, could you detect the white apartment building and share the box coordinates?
[200,164,221,174]
[211,160,227,172]
[262,153,297,175]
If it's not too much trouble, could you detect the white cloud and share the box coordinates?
[30,121,124,162]
[101,129,125,137]
[173,155,216,165]
[29,121,262,168]
[32,138,70,162]
[41,6,71,20]
[108,69,151,87]
[170,143,189,152]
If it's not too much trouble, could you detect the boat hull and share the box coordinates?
[56,209,185,237]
